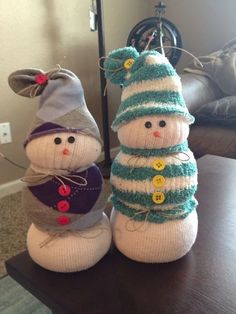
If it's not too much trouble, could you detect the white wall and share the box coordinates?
[0,0,153,185]
[150,0,236,71]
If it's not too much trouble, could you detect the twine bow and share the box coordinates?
[125,206,190,232]
[17,64,62,98]
[39,225,109,248]
[125,209,150,232]
[21,172,87,190]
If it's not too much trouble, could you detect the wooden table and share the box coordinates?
[5,155,236,314]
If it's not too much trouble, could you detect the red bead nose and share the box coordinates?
[62,148,70,155]
[153,131,161,138]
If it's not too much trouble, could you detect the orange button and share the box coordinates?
[152,192,165,204]
[57,200,70,212]
[57,215,71,225]
[152,159,166,171]
[58,185,71,196]
[152,175,165,187]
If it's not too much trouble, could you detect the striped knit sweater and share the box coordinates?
[111,143,198,223]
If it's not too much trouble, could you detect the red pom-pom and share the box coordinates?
[35,73,48,85]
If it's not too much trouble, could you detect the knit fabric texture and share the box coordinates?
[105,47,198,263]
[111,149,198,223]
[8,67,102,146]
[23,165,107,232]
[27,215,112,272]
[8,67,107,232]
[8,66,112,272]
[104,47,198,224]
[111,209,198,263]
[104,48,194,131]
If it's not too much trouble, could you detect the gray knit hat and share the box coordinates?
[8,66,102,147]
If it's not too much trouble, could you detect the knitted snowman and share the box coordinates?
[8,67,112,272]
[104,48,198,263]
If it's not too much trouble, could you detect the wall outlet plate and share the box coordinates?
[0,122,12,144]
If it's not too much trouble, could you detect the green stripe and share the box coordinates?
[118,91,186,114]
[121,141,188,157]
[124,64,177,87]
[112,185,197,207]
[112,196,197,223]
[130,50,159,73]
[112,106,194,130]
[112,160,197,181]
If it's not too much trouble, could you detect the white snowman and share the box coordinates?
[8,67,112,272]
[104,48,198,263]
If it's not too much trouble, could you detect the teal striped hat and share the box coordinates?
[104,47,194,131]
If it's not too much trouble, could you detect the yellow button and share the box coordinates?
[152,175,165,187]
[124,58,135,69]
[152,192,165,204]
[152,159,166,171]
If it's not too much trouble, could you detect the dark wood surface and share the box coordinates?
[5,155,236,314]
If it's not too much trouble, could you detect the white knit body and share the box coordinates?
[27,213,112,272]
[111,209,198,263]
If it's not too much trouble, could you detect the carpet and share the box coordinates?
[0,275,51,313]
[0,192,30,277]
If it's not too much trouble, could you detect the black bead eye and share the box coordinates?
[145,121,152,128]
[68,136,75,144]
[54,137,62,145]
[159,120,166,127]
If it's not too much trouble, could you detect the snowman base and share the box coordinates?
[111,209,198,263]
[27,213,112,272]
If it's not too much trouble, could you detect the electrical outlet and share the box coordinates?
[0,122,12,144]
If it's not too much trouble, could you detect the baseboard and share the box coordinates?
[0,147,120,199]
[0,179,25,199]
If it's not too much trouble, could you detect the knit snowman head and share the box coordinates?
[104,47,194,150]
[118,115,190,150]
[8,67,102,171]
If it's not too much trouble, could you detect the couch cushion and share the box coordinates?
[181,73,223,113]
[189,125,236,159]
[193,96,236,126]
